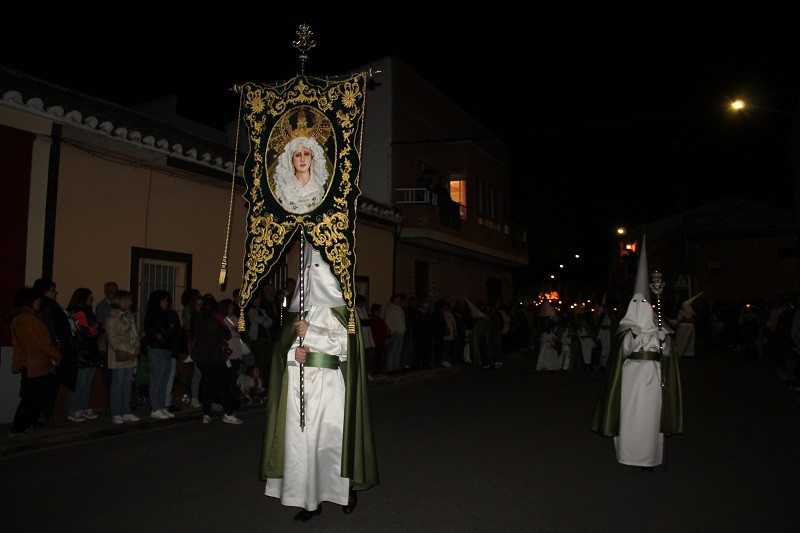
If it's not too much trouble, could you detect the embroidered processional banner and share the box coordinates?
[237,73,367,331]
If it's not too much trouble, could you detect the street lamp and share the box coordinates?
[729,97,800,286]
[728,99,800,121]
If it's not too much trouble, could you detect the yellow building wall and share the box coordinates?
[354,222,395,309]
[53,144,248,305]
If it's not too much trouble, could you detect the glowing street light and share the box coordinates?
[729,98,800,121]
[617,227,626,235]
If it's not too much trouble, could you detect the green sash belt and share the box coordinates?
[627,350,662,362]
[305,352,340,369]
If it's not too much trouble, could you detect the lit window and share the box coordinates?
[448,175,467,220]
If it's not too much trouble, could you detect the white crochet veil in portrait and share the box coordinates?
[273,136,329,214]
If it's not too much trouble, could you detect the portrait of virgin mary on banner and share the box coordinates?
[237,73,367,331]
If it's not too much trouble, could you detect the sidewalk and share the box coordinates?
[1,353,532,458]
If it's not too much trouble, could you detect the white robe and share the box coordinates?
[578,325,595,365]
[613,332,667,467]
[596,316,612,366]
[536,331,561,371]
[560,331,573,370]
[265,305,350,510]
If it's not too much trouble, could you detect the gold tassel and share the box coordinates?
[238,307,246,332]
[219,257,227,286]
[348,308,356,334]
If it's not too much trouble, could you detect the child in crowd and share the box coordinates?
[235,362,267,404]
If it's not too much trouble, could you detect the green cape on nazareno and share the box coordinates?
[259,307,379,491]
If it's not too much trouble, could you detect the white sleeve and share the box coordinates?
[287,306,348,362]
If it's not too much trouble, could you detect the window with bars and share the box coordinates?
[131,247,191,326]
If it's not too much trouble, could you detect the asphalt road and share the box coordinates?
[2,347,798,532]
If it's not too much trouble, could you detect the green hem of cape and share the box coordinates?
[258,307,380,491]
[590,328,683,437]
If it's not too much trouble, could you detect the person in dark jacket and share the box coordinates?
[65,288,102,422]
[143,290,178,420]
[32,278,75,425]
[191,295,242,424]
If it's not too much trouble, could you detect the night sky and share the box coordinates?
[3,4,799,283]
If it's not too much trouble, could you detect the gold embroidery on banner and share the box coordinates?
[238,74,366,318]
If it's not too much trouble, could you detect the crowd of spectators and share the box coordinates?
[4,277,301,438]
[12,273,797,441]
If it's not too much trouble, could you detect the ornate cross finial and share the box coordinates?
[650,270,665,334]
[293,23,316,75]
[649,270,664,297]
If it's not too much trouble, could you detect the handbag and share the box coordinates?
[74,333,102,368]
[115,348,137,362]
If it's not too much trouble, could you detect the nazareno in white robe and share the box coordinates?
[536,331,561,371]
[613,331,670,467]
[596,315,612,366]
[578,325,595,365]
[264,304,350,509]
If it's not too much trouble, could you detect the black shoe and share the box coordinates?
[294,506,321,522]
[342,490,358,514]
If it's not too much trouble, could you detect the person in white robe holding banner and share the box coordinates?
[262,239,378,522]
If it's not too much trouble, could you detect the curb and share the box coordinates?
[1,350,533,458]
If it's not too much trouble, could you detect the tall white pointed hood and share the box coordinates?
[463,296,486,319]
[288,238,346,312]
[678,291,704,320]
[618,235,659,336]
[539,300,557,319]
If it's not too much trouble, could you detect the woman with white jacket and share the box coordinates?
[106,290,141,424]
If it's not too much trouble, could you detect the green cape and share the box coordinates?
[590,328,683,437]
[469,317,503,369]
[563,331,584,372]
[259,307,380,491]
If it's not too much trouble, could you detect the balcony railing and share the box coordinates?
[396,187,437,205]
[397,188,465,229]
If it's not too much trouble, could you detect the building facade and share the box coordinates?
[360,56,528,309]
[0,57,525,421]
